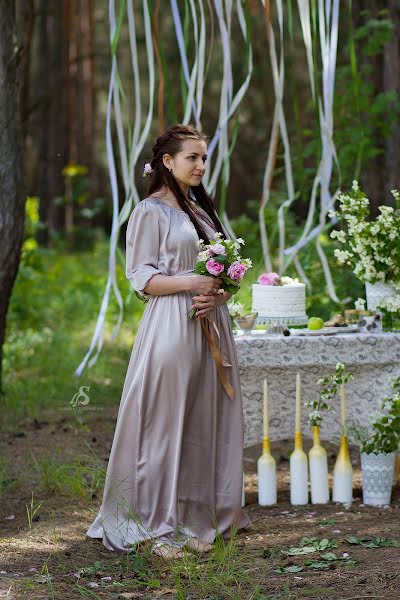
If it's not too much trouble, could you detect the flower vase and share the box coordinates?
[309,426,330,504]
[361,452,395,506]
[290,432,309,505]
[257,437,277,506]
[333,435,353,504]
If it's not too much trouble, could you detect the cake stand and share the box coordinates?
[256,315,308,335]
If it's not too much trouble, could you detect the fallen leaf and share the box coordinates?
[320,553,337,561]
[275,565,304,574]
[283,546,316,556]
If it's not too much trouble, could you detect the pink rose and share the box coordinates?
[227,261,247,281]
[258,272,280,286]
[207,243,226,256]
[206,259,224,276]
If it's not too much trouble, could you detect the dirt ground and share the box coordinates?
[0,408,399,600]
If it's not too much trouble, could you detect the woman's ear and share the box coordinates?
[162,153,173,172]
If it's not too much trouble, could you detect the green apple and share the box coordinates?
[308,317,324,330]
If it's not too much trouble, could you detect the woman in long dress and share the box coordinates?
[87,124,251,559]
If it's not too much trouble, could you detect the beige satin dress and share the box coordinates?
[86,197,251,551]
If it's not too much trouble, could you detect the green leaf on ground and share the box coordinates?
[283,546,317,556]
[345,535,360,545]
[344,535,400,548]
[318,519,337,527]
[305,560,331,570]
[275,565,304,574]
[299,537,318,546]
[320,553,337,561]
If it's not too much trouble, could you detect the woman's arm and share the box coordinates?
[144,273,223,297]
[143,274,192,296]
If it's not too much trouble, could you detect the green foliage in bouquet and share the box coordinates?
[348,376,400,454]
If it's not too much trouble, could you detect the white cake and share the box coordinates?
[252,282,306,318]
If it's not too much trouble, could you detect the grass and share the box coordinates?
[29,452,105,500]
[2,239,145,426]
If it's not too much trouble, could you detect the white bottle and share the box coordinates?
[309,426,329,504]
[257,438,277,506]
[290,433,309,505]
[332,436,353,504]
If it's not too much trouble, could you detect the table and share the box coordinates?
[234,332,400,448]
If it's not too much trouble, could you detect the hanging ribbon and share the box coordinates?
[200,315,234,401]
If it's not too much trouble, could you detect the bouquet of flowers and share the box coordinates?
[187,233,252,319]
[329,181,400,285]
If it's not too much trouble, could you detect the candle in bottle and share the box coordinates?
[263,378,269,438]
[295,372,301,433]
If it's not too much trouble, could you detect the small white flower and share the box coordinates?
[142,162,153,177]
[280,275,300,286]
[354,298,366,310]
[330,229,346,243]
[334,249,353,264]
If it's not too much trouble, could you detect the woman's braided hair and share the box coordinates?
[145,124,225,243]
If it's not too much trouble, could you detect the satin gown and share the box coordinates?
[86,197,251,551]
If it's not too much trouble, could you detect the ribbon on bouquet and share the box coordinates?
[200,315,234,401]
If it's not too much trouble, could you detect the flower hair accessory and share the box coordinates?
[143,163,153,177]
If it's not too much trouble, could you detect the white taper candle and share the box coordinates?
[263,378,269,438]
[295,372,301,433]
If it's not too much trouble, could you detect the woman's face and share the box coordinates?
[163,138,207,190]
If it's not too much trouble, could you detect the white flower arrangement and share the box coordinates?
[377,295,400,314]
[228,301,246,319]
[329,181,400,285]
[354,297,366,310]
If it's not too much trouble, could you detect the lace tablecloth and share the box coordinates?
[234,332,400,447]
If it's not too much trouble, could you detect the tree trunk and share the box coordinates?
[0,0,26,392]
[383,0,400,204]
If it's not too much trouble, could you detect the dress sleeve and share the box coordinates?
[125,202,162,295]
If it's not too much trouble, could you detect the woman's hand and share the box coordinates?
[191,290,231,318]
[187,274,223,296]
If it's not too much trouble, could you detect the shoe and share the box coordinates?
[183,537,213,554]
[150,542,186,560]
